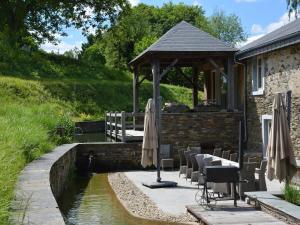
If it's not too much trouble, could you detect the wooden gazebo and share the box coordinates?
[128,21,239,183]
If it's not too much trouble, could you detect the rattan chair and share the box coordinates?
[221,150,231,160]
[239,162,256,198]
[213,148,222,157]
[184,147,201,180]
[184,150,193,180]
[178,149,187,177]
[229,153,238,162]
[197,156,213,187]
[255,160,267,191]
[190,153,199,183]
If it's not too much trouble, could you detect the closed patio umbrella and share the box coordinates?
[267,93,296,183]
[141,99,158,168]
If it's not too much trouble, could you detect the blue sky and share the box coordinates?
[41,0,295,53]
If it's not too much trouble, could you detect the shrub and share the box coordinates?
[284,183,300,205]
[54,113,75,145]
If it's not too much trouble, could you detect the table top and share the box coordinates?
[199,154,239,168]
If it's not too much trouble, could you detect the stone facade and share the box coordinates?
[161,112,243,164]
[246,43,300,158]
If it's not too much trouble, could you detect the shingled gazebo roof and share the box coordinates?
[129,21,237,66]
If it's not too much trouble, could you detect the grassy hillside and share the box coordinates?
[0,48,195,223]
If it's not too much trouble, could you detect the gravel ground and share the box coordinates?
[108,172,198,225]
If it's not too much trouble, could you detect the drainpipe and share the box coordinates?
[234,54,248,145]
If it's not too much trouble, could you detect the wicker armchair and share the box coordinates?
[222,150,231,160]
[178,149,187,177]
[213,148,222,157]
[230,153,238,162]
[190,153,199,183]
[184,147,201,180]
[255,160,267,191]
[239,162,256,198]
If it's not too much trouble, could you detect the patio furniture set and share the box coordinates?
[177,146,268,207]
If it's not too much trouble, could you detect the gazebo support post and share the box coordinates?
[192,66,199,109]
[152,59,161,182]
[142,59,177,188]
[133,66,139,130]
[227,55,235,111]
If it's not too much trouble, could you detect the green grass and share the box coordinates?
[0,73,195,224]
[0,40,199,224]
[283,183,300,205]
[0,77,71,223]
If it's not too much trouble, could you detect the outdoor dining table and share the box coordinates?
[200,154,239,167]
[196,153,240,206]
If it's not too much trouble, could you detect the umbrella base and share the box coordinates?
[142,181,177,188]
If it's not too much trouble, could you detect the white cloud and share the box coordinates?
[238,12,296,47]
[41,41,83,54]
[237,34,264,47]
[128,0,140,6]
[251,24,263,34]
[193,0,202,7]
[266,12,295,33]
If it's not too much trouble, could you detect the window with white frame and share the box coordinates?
[261,115,272,159]
[252,56,265,95]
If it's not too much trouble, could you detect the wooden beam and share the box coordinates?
[192,66,199,108]
[138,76,147,86]
[208,58,228,79]
[227,56,235,111]
[160,59,178,81]
[176,68,193,85]
[133,66,139,115]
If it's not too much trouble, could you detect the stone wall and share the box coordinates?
[76,142,142,172]
[10,144,78,225]
[161,112,243,164]
[246,43,300,158]
[10,142,143,225]
[245,44,300,184]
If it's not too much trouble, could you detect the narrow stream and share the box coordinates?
[58,173,180,225]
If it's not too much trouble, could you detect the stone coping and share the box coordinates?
[245,191,300,224]
[10,143,78,225]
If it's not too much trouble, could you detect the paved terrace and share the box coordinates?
[124,171,286,225]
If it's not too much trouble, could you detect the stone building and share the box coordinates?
[236,19,300,177]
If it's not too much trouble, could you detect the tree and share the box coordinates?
[209,10,247,46]
[0,0,128,45]
[287,0,300,18]
[97,3,210,69]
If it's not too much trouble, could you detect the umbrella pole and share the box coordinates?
[153,59,161,182]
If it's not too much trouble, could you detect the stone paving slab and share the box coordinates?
[186,202,287,225]
[125,171,289,225]
[245,191,300,224]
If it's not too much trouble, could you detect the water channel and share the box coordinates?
[58,173,181,225]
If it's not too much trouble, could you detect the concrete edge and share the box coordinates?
[245,191,300,224]
[9,143,78,225]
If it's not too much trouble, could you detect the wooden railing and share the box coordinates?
[105,112,144,142]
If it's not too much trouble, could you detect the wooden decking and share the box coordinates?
[107,129,144,142]
[186,200,287,225]
[105,112,144,142]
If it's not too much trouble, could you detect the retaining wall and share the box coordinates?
[10,142,142,225]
